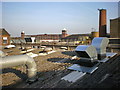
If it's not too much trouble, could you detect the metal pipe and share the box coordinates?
[0,51,6,57]
[91,37,109,60]
[0,54,37,82]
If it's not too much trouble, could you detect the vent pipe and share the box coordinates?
[75,45,98,62]
[0,53,37,82]
[91,37,109,60]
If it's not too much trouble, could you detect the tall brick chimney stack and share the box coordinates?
[21,31,25,39]
[98,9,107,37]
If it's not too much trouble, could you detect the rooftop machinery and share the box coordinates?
[68,37,111,73]
[75,37,109,64]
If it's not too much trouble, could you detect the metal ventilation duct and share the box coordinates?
[0,51,6,57]
[91,37,109,60]
[75,45,98,62]
[0,54,37,82]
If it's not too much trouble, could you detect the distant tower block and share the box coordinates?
[98,9,107,37]
[21,31,25,39]
[62,28,68,38]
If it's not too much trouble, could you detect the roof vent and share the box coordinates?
[91,37,109,60]
[75,37,109,61]
[75,45,98,63]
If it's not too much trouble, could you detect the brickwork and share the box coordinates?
[62,30,68,38]
[110,17,120,38]
[99,9,107,37]
[21,32,25,40]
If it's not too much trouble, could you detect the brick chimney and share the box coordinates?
[62,28,68,38]
[98,9,107,37]
[21,31,25,39]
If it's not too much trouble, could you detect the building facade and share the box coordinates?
[61,34,91,45]
[109,17,120,53]
[0,28,10,46]
[25,34,61,43]
[110,17,120,38]
[24,29,69,43]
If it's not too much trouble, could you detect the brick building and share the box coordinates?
[61,34,91,45]
[109,17,120,53]
[24,28,69,43]
[25,34,61,43]
[0,28,10,46]
[110,17,120,38]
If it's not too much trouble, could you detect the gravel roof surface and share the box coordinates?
[1,47,76,87]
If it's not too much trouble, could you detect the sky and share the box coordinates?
[1,1,119,37]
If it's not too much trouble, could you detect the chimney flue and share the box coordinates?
[98,9,107,37]
[21,31,25,39]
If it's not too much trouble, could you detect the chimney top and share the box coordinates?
[21,31,25,33]
[62,28,67,30]
[98,8,106,11]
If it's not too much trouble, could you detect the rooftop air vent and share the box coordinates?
[75,45,98,64]
[91,37,109,60]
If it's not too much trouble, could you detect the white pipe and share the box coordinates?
[0,55,37,82]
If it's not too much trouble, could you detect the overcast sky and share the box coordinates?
[1,1,119,37]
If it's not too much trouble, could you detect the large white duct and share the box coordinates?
[74,37,109,63]
[0,54,37,82]
[75,45,98,62]
[91,37,109,59]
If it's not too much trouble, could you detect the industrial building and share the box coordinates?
[109,17,120,53]
[10,30,92,46]
[23,28,69,43]
[110,17,120,38]
[61,34,91,45]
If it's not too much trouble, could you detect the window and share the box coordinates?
[3,37,8,44]
[3,40,7,44]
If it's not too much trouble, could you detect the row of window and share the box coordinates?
[36,37,60,40]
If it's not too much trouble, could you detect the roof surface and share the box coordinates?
[62,34,90,39]
[0,28,10,36]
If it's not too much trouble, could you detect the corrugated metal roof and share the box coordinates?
[11,38,26,44]
[68,64,98,74]
[12,39,21,44]
[61,71,86,83]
